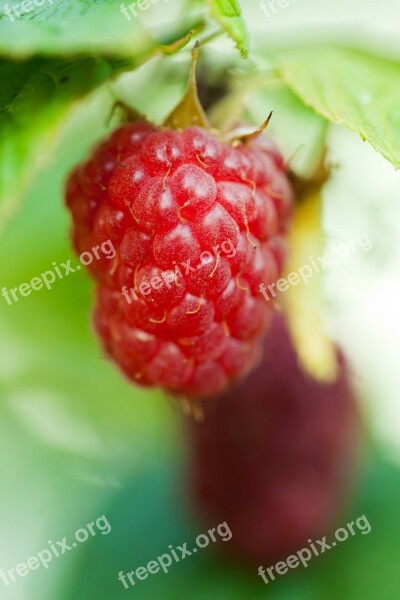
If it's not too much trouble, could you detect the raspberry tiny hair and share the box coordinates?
[65,43,294,403]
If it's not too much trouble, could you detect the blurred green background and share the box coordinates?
[1,0,400,599]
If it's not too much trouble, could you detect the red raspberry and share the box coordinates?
[187,314,361,563]
[66,121,293,398]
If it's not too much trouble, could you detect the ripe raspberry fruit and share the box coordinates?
[187,314,361,563]
[66,118,293,399]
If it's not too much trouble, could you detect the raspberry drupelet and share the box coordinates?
[66,121,293,399]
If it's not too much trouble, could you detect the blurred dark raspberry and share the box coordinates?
[66,121,293,398]
[187,314,361,562]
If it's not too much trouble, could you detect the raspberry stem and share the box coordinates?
[164,43,211,131]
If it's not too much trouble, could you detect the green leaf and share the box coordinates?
[276,46,400,168]
[207,0,248,58]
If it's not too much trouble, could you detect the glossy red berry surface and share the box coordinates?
[187,314,361,562]
[66,121,293,398]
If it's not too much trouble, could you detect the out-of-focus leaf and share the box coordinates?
[276,46,400,168]
[0,0,154,58]
[284,173,338,383]
[207,0,248,58]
